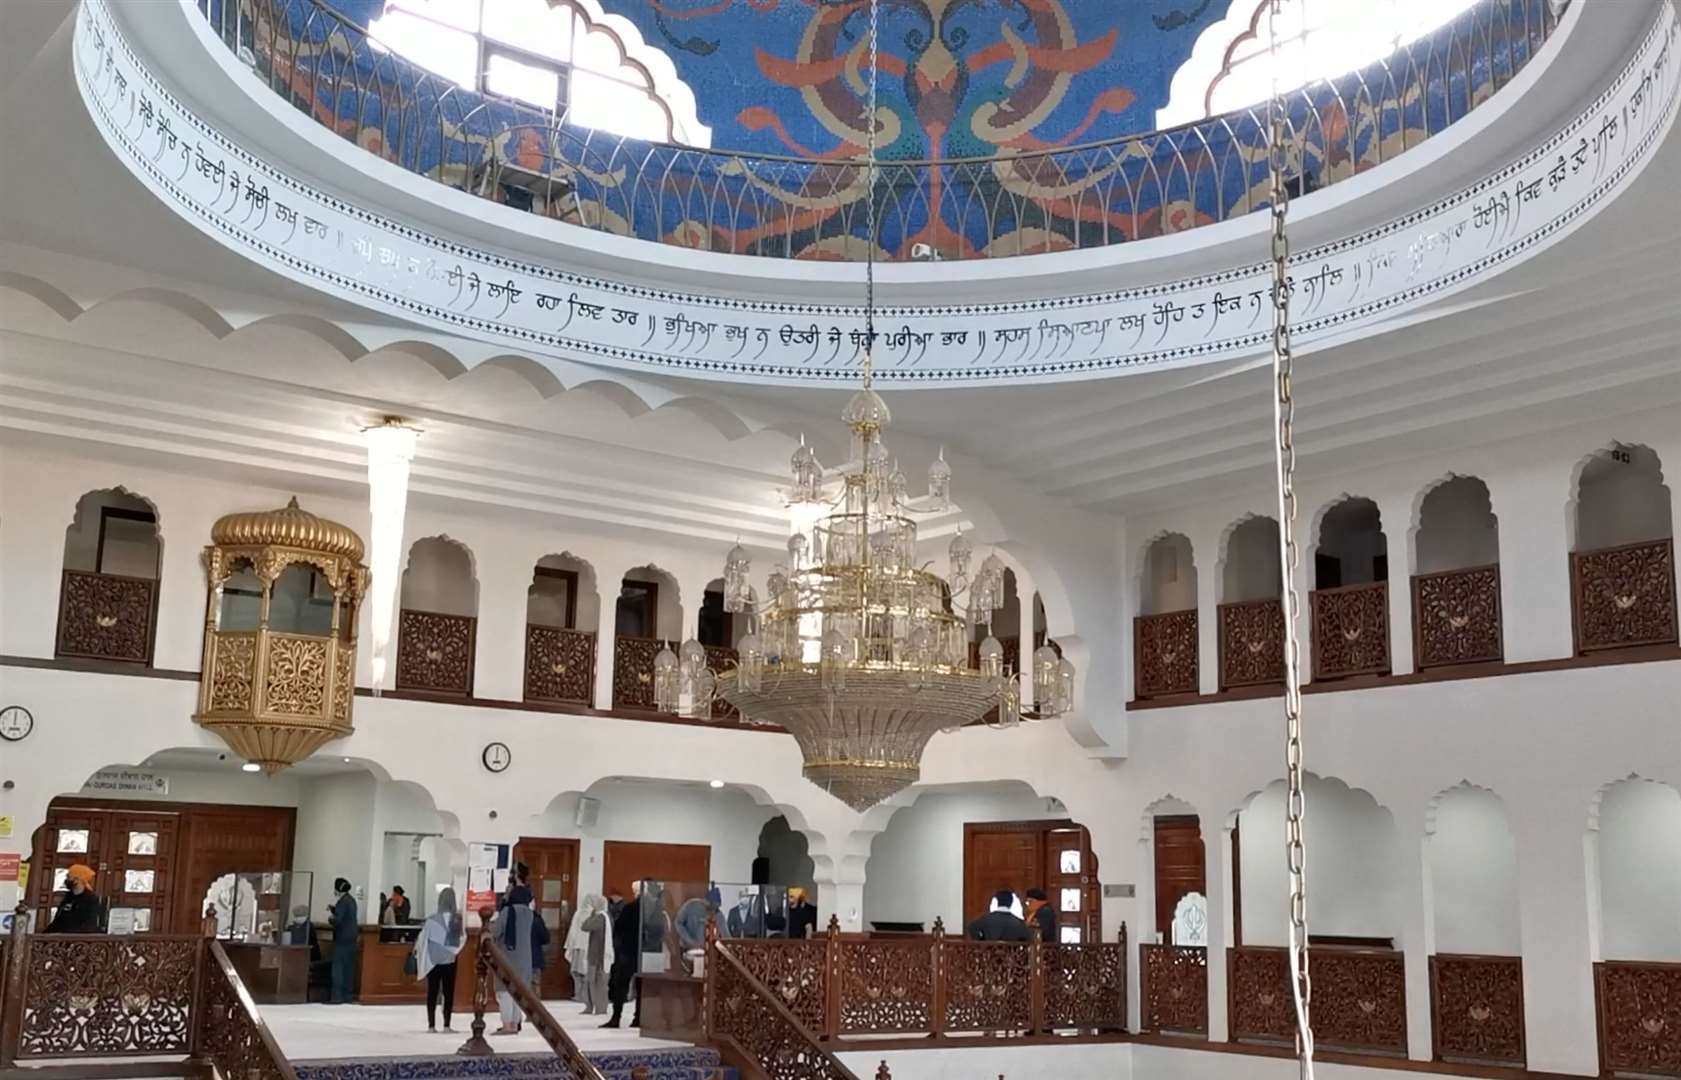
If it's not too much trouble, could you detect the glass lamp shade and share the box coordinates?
[737,631,765,692]
[687,668,717,720]
[679,637,706,682]
[820,627,848,692]
[1055,657,1076,714]
[927,449,951,510]
[790,437,823,502]
[653,645,680,712]
[723,544,751,612]
[978,635,1004,680]
[888,461,908,506]
[992,675,1022,729]
[1033,644,1060,711]
[787,532,809,570]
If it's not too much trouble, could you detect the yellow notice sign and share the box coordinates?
[0,814,12,838]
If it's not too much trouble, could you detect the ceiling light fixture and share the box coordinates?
[241,762,262,773]
[708,779,725,789]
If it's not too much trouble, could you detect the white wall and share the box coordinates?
[77,763,305,806]
[1427,785,1520,955]
[1596,779,1681,961]
[1415,478,1500,574]
[1576,448,1673,550]
[401,536,478,615]
[291,771,377,907]
[1222,517,1281,602]
[1144,535,1197,614]
[863,786,1062,930]
[1238,777,1402,946]
[1316,499,1387,586]
[528,554,599,630]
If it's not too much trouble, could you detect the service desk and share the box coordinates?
[639,973,704,1042]
[356,927,482,1005]
[222,941,310,1004]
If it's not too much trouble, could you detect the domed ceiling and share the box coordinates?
[329,0,1243,157]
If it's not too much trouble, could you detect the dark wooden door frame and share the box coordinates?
[961,818,1100,941]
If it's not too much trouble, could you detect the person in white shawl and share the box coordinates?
[565,893,613,1015]
[413,887,464,1032]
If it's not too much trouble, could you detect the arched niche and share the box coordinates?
[1141,533,1198,615]
[1593,777,1681,961]
[757,815,816,894]
[1315,497,1387,589]
[1415,476,1500,574]
[1140,796,1206,947]
[700,576,754,648]
[1232,775,1401,947]
[1573,444,1673,552]
[401,536,479,617]
[527,552,599,631]
[971,566,1022,640]
[1221,516,1281,604]
[397,537,480,695]
[618,565,681,641]
[1425,783,1519,955]
[56,488,162,665]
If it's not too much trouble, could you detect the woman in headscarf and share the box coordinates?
[415,886,464,1032]
[567,894,613,1015]
[492,864,536,1035]
[46,864,103,933]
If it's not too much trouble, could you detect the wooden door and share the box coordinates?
[962,823,1042,927]
[515,837,580,999]
[1045,826,1100,944]
[602,840,710,900]
[1153,814,1206,943]
[171,805,296,935]
[104,810,180,934]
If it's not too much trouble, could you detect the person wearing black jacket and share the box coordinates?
[1023,888,1058,943]
[602,883,642,1029]
[965,889,1029,942]
[327,878,359,1004]
[46,864,103,933]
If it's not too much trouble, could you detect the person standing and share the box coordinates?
[1023,888,1057,943]
[386,885,412,925]
[965,889,1029,941]
[492,865,536,1035]
[46,864,103,933]
[574,895,612,1016]
[787,887,819,940]
[327,878,359,1004]
[602,882,641,1028]
[415,886,464,1033]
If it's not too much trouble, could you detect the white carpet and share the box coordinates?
[262,1001,691,1060]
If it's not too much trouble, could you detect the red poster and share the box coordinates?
[0,854,20,883]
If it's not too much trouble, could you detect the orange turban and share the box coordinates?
[66,864,95,887]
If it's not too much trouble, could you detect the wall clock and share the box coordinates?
[0,706,33,742]
[481,741,511,774]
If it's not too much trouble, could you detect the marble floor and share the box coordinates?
[262,1001,692,1060]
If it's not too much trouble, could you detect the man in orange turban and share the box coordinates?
[47,863,104,933]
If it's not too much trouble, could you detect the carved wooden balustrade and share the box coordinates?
[1228,944,1407,1055]
[613,636,675,710]
[1595,960,1681,1077]
[457,915,605,1079]
[706,933,860,1080]
[1310,582,1391,681]
[1429,954,1524,1066]
[55,568,158,664]
[1218,598,1284,690]
[0,917,295,1079]
[396,608,477,695]
[704,645,740,721]
[718,919,1127,1044]
[1135,610,1199,698]
[1571,539,1678,653]
[524,624,596,706]
[1412,566,1504,669]
[1140,943,1209,1036]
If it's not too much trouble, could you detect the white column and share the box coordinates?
[473,553,530,701]
[594,563,630,710]
[152,498,220,672]
[1395,815,1433,1061]
[1205,823,1230,1041]
[1510,790,1601,1075]
[1491,466,1575,662]
[1196,542,1220,695]
[1379,493,1416,676]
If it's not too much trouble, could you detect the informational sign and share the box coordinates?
[0,853,20,882]
[107,908,137,935]
[83,769,169,795]
[0,814,13,839]
[465,842,510,915]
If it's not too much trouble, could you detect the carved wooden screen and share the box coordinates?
[612,635,670,710]
[1595,960,1681,1076]
[1140,943,1208,1035]
[396,608,477,695]
[1412,565,1503,669]
[1135,610,1198,698]
[14,936,203,1058]
[1218,598,1284,690]
[54,569,159,664]
[1310,582,1391,680]
[1571,539,1678,653]
[1429,954,1524,1066]
[941,940,1032,1033]
[524,625,596,705]
[833,937,936,1034]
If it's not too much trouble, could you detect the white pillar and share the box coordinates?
[1491,466,1575,662]
[1196,541,1220,695]
[594,563,630,710]
[1205,822,1230,1041]
[1395,813,1433,1061]
[473,553,529,701]
[1379,493,1416,676]
[1510,790,1601,1075]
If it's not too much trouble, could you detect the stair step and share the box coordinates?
[293,1050,734,1080]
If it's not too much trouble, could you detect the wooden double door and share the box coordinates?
[513,836,580,999]
[962,820,1100,943]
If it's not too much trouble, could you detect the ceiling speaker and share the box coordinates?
[574,796,601,829]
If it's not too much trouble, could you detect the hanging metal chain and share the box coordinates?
[861,0,881,390]
[1267,0,1312,1075]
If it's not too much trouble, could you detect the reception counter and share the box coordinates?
[355,927,482,1005]
[222,941,310,1005]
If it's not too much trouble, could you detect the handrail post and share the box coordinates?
[929,917,946,1040]
[1120,922,1129,1034]
[824,914,841,1040]
[457,910,496,1057]
[1028,922,1044,1035]
[0,902,27,1068]
[702,910,718,1043]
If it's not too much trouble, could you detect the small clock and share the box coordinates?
[481,741,512,774]
[0,706,33,743]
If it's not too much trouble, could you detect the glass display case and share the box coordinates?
[203,870,314,942]
[626,880,803,976]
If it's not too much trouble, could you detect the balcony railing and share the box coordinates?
[1412,565,1504,669]
[54,569,158,665]
[1140,943,1209,1036]
[612,636,674,711]
[1229,944,1407,1055]
[523,624,596,707]
[1135,610,1199,699]
[1430,953,1525,1066]
[1570,539,1678,653]
[396,608,477,695]
[1311,582,1391,681]
[1595,959,1681,1077]
[198,0,1564,261]
[1218,598,1285,691]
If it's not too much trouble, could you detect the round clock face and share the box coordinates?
[0,706,33,742]
[481,741,512,774]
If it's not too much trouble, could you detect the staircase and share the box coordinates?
[292,1049,735,1080]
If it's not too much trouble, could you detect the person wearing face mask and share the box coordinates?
[46,864,104,933]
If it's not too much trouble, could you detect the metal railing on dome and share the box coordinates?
[199,0,1565,261]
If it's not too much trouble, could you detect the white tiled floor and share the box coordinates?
[262,1001,690,1060]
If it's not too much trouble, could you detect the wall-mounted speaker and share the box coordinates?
[574,796,601,829]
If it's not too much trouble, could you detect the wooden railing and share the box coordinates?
[1595,959,1681,1077]
[1571,538,1678,653]
[1310,582,1391,681]
[0,912,293,1079]
[457,911,605,1079]
[524,624,597,706]
[1429,953,1524,1066]
[397,608,477,695]
[613,636,675,710]
[707,928,860,1080]
[720,917,1127,1043]
[1412,566,1504,669]
[55,568,158,664]
[1218,598,1284,690]
[1140,943,1208,1036]
[1135,610,1199,698]
[1228,944,1407,1055]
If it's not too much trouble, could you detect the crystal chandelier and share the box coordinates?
[645,0,1074,811]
